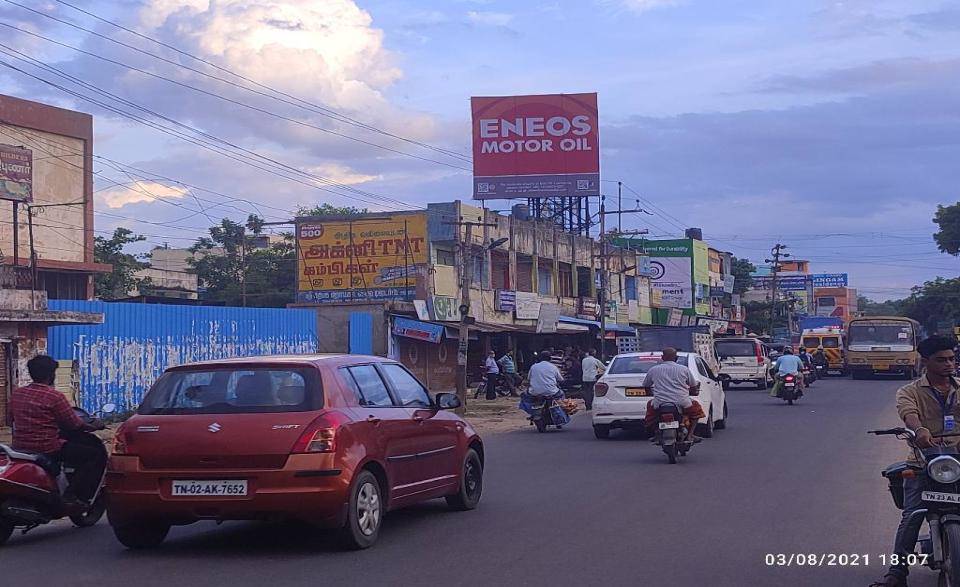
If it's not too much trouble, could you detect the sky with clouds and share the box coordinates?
[0,0,958,300]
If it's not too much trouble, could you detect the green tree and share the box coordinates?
[297,203,368,217]
[934,202,960,256]
[93,228,151,300]
[899,277,960,334]
[856,295,903,317]
[730,257,756,295]
[743,300,788,336]
[188,215,296,307]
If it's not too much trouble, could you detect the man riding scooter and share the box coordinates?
[770,347,805,398]
[10,355,106,508]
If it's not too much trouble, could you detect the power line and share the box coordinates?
[47,0,470,161]
[0,8,472,168]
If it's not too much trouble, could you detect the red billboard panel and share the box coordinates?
[471,93,599,200]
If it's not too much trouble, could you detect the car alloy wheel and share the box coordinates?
[356,480,382,537]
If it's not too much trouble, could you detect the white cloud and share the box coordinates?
[466,11,515,26]
[611,0,680,13]
[301,163,378,186]
[98,181,190,209]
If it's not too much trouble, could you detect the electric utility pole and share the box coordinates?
[765,243,790,338]
[597,196,651,361]
[444,216,498,409]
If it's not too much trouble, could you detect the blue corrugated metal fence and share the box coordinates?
[349,312,373,355]
[47,301,318,412]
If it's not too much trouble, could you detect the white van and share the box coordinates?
[714,337,772,390]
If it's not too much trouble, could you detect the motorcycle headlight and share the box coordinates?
[928,456,960,484]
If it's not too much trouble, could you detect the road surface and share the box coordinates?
[1,376,933,586]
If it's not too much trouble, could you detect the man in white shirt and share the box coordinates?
[641,348,705,442]
[484,350,500,400]
[528,348,564,397]
[581,349,605,410]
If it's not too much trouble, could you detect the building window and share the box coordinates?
[537,263,552,296]
[435,248,455,266]
[472,250,484,285]
[516,255,534,293]
[577,266,592,297]
[818,297,836,307]
[491,251,510,290]
[558,263,573,298]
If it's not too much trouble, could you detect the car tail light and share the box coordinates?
[594,382,609,397]
[291,414,343,454]
[756,344,765,365]
[112,423,135,456]
[660,413,675,422]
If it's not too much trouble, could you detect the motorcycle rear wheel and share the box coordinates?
[787,399,794,405]
[0,518,13,546]
[664,444,678,464]
[70,492,107,528]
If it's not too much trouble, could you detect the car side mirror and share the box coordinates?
[435,392,461,410]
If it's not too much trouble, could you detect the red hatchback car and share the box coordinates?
[106,355,483,549]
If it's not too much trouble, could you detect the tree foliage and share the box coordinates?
[856,296,903,317]
[743,300,789,336]
[730,257,756,295]
[188,215,295,307]
[899,277,960,334]
[934,202,960,256]
[297,203,368,217]
[94,228,151,300]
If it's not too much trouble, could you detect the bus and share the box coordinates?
[845,316,921,379]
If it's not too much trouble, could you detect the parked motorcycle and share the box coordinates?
[870,427,960,586]
[0,403,115,545]
[519,393,570,433]
[654,402,693,464]
[778,373,803,405]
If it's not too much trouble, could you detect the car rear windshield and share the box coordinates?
[608,355,687,374]
[138,366,322,415]
[715,341,757,358]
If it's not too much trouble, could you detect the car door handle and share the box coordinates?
[366,416,381,425]
[413,415,425,423]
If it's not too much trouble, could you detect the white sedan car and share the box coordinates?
[591,351,727,439]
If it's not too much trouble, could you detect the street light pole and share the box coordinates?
[766,243,789,338]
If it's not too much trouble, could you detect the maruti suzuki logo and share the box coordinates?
[208,423,222,433]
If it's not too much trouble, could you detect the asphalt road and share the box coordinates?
[0,376,936,586]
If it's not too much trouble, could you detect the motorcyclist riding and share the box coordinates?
[527,348,564,398]
[9,355,106,507]
[798,346,814,369]
[642,347,706,443]
[770,347,805,397]
[871,335,960,587]
[813,346,829,369]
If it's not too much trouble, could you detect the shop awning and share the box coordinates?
[558,315,636,335]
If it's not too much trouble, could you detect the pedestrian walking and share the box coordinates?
[484,350,500,400]
[581,349,605,410]
[497,351,519,396]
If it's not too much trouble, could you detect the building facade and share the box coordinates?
[0,94,106,424]
[294,201,654,390]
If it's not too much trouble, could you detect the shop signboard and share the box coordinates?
[0,144,32,202]
[515,291,541,320]
[812,273,848,288]
[296,213,427,303]
[393,317,444,344]
[431,295,461,321]
[537,303,561,333]
[496,289,517,312]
